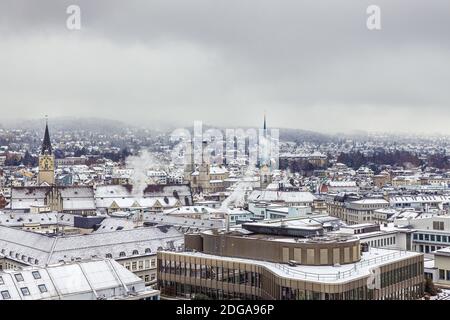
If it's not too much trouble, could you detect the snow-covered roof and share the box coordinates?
[351,199,389,205]
[209,166,228,175]
[143,213,224,229]
[390,195,450,203]
[328,181,357,187]
[248,190,317,203]
[0,225,183,266]
[0,212,74,227]
[0,259,145,300]
[95,184,191,199]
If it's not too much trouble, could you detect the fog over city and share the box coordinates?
[0,0,449,133]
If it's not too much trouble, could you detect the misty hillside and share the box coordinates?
[1,117,129,134]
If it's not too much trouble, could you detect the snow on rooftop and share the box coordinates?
[167,248,421,284]
[0,259,144,300]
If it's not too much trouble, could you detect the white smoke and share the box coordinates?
[220,165,256,211]
[258,133,278,169]
[125,149,162,198]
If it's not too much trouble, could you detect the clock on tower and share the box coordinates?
[38,119,55,185]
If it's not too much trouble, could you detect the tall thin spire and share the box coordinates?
[41,115,52,155]
[263,112,267,131]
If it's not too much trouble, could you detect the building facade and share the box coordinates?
[157,226,424,300]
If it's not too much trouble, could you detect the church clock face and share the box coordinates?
[39,156,54,171]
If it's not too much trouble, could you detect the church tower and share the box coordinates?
[259,113,272,189]
[38,118,55,185]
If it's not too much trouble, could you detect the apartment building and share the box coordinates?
[345,199,390,224]
[327,195,389,225]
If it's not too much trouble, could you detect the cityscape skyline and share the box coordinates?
[2,0,450,305]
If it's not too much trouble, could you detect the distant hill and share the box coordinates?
[279,128,335,144]
[1,117,446,144]
[1,117,128,134]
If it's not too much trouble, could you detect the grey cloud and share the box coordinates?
[0,0,449,133]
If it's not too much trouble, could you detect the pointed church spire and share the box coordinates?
[41,116,52,155]
[263,111,267,131]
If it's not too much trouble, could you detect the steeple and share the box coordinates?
[41,116,52,155]
[263,112,267,131]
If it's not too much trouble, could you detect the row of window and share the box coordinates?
[158,260,261,288]
[143,273,156,283]
[0,249,39,265]
[413,233,450,243]
[159,281,260,300]
[1,284,48,299]
[1,262,19,271]
[439,269,450,281]
[365,237,396,248]
[116,248,152,258]
[0,271,41,285]
[159,281,423,301]
[416,244,444,253]
[281,286,375,300]
[122,259,156,272]
[394,203,446,208]
[1,247,155,266]
[0,272,48,300]
[380,263,422,288]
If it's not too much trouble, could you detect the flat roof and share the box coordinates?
[164,248,422,284]
[341,223,377,229]
[435,247,450,257]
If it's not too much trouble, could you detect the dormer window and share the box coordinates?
[20,287,30,296]
[1,291,11,300]
[38,284,48,293]
[14,273,24,282]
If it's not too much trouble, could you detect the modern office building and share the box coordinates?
[157,220,424,300]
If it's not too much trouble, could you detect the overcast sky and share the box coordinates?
[0,0,449,134]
